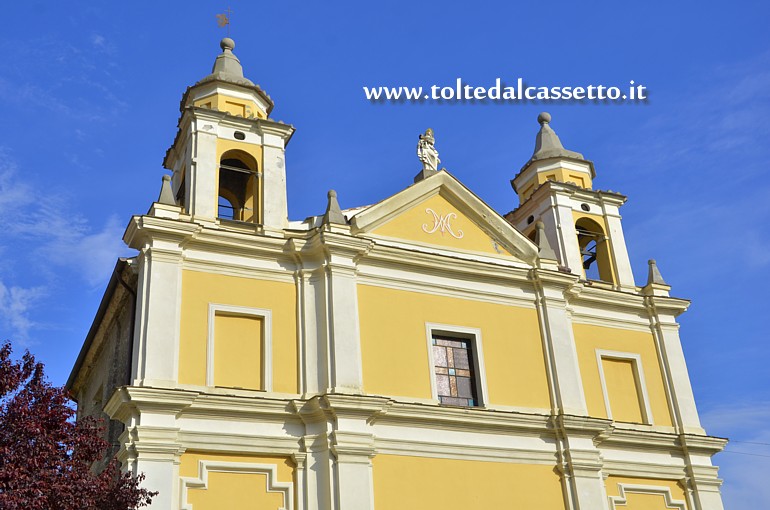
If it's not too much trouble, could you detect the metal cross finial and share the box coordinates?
[216,7,233,36]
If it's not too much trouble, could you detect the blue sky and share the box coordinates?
[0,1,768,505]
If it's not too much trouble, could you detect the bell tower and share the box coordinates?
[507,113,636,290]
[163,38,294,230]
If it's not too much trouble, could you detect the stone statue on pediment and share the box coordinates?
[417,128,440,174]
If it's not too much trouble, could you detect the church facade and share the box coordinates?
[67,39,727,510]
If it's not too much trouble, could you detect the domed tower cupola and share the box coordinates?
[511,112,596,203]
[507,113,636,290]
[163,38,294,230]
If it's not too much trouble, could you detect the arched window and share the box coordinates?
[218,195,236,220]
[218,150,259,222]
[575,218,614,283]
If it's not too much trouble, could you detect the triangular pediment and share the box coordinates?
[350,171,537,263]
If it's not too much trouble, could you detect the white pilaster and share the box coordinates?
[131,243,182,386]
[134,455,181,509]
[297,265,329,396]
[552,196,584,275]
[533,271,588,416]
[325,258,363,393]
[557,416,612,510]
[646,297,704,434]
[317,233,370,394]
[602,204,635,289]
[189,119,219,221]
[262,141,289,229]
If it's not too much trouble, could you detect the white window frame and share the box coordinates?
[595,349,653,424]
[425,323,488,407]
[207,303,273,391]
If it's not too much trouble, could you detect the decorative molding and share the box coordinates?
[570,310,652,333]
[179,460,294,510]
[421,208,464,238]
[601,460,687,480]
[375,437,557,465]
[178,431,300,456]
[356,264,537,309]
[182,260,296,284]
[607,483,686,510]
[595,350,654,425]
[372,399,552,436]
[207,304,273,390]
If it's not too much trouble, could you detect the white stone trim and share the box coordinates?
[608,483,686,510]
[207,303,273,391]
[595,349,653,424]
[179,460,294,510]
[425,323,489,407]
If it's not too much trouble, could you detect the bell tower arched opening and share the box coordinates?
[575,217,614,283]
[218,150,259,223]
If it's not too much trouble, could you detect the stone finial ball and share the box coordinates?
[162,175,171,182]
[221,37,235,51]
[538,112,552,125]
[328,190,337,198]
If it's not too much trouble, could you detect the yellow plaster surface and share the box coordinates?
[179,270,298,393]
[180,452,294,510]
[194,92,266,119]
[371,193,514,256]
[358,284,551,409]
[214,314,263,390]
[573,324,673,426]
[373,455,566,509]
[518,166,593,201]
[602,357,644,423]
[605,476,689,509]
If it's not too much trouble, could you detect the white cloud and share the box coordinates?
[0,281,46,344]
[701,403,770,508]
[41,214,127,287]
[0,148,132,342]
[91,34,106,48]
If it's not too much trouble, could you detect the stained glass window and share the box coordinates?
[432,336,478,407]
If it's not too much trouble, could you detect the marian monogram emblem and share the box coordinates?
[421,208,464,239]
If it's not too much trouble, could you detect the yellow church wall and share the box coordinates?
[371,193,514,256]
[193,93,266,119]
[373,455,566,510]
[214,314,263,390]
[605,476,689,509]
[518,167,593,201]
[573,324,673,426]
[601,357,645,423]
[180,452,295,510]
[178,270,298,393]
[533,167,593,189]
[358,284,551,409]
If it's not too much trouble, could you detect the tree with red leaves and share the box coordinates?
[0,342,156,509]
